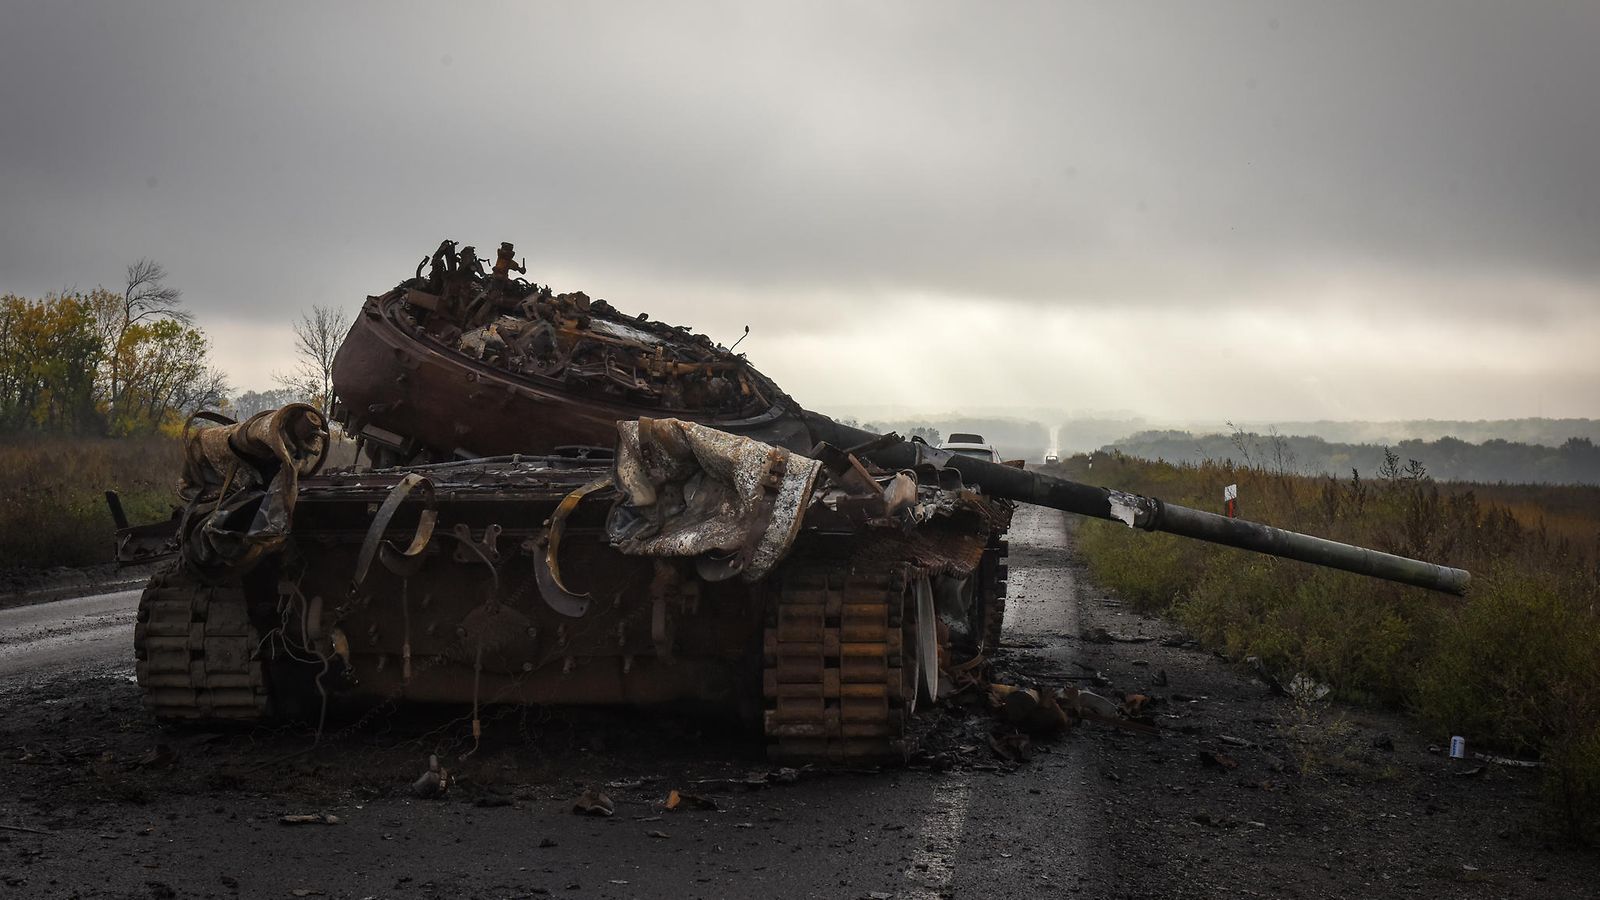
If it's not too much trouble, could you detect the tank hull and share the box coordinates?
[135,447,1011,765]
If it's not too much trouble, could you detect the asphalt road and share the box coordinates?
[0,506,1113,899]
[0,587,137,680]
[4,506,1591,899]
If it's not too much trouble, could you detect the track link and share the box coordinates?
[762,560,918,765]
[133,567,268,721]
[980,535,1009,653]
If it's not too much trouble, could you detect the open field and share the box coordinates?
[0,436,180,574]
[1047,451,1600,838]
[0,434,362,580]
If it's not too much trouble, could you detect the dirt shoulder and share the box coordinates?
[1028,517,1597,899]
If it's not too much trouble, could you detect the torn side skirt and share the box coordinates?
[805,484,1009,578]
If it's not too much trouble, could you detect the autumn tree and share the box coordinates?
[107,318,229,432]
[276,304,352,418]
[0,292,104,432]
[1,261,227,435]
[95,259,193,426]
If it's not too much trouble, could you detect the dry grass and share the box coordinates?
[1062,450,1600,840]
[0,435,182,570]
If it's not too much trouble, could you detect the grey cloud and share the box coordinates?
[1,1,1595,416]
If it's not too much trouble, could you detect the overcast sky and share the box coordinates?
[2,1,1597,423]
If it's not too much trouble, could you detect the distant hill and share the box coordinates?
[837,416,1048,462]
[825,414,1600,469]
[1103,430,1600,485]
[1217,418,1600,448]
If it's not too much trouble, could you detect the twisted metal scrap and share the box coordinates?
[178,403,330,571]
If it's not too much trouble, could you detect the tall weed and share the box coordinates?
[0,435,181,570]
[1061,449,1600,840]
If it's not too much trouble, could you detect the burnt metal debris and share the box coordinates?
[336,239,812,465]
[116,239,1470,766]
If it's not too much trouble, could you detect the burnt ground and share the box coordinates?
[1,505,1596,899]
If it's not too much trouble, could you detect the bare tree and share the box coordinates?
[122,259,192,327]
[97,259,193,422]
[230,387,302,420]
[276,304,352,418]
[177,367,232,420]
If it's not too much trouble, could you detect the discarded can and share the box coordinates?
[1449,736,1467,759]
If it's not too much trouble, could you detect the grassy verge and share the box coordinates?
[1053,451,1600,840]
[0,435,182,571]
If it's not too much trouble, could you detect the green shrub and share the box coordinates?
[1059,449,1600,839]
[1076,520,1202,614]
[1416,567,1600,839]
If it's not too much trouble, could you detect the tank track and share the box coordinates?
[979,536,1009,653]
[133,566,269,721]
[762,560,918,765]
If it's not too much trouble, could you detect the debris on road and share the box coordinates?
[992,684,1072,735]
[279,813,340,826]
[690,768,802,792]
[988,732,1033,763]
[572,789,615,817]
[1475,753,1542,769]
[665,790,719,811]
[1082,627,1155,644]
[135,744,178,770]
[1066,687,1121,719]
[411,755,450,799]
[1288,673,1332,702]
[1245,656,1286,695]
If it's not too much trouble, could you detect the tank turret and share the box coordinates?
[331,240,1470,597]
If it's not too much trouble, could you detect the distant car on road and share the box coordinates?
[1043,454,1060,465]
[939,433,1003,463]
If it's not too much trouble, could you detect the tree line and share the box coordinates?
[1,259,350,436]
[1106,428,1600,486]
[0,260,226,435]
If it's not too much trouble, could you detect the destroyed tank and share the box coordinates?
[115,241,1470,766]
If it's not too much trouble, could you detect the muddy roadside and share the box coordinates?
[1001,516,1600,899]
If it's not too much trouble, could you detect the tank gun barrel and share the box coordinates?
[802,413,1470,596]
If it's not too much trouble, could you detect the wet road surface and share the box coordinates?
[0,588,136,680]
[3,505,1591,899]
[0,506,1106,899]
